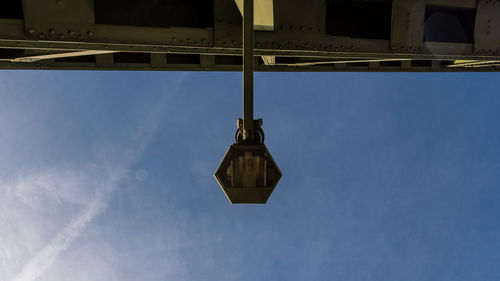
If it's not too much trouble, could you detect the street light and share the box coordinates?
[215,0,281,204]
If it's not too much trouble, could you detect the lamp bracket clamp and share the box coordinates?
[235,118,264,145]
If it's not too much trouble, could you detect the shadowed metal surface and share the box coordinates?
[0,0,499,71]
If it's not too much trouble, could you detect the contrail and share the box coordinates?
[12,187,108,281]
[12,74,187,281]
[12,166,125,281]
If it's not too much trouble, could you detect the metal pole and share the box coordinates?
[243,0,254,138]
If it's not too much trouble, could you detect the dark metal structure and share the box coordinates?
[1,0,499,72]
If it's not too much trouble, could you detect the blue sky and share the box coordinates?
[1,71,499,281]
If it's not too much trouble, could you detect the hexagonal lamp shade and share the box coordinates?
[215,144,282,204]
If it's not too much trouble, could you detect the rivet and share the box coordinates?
[27,28,35,34]
[39,33,46,39]
[68,30,75,36]
[49,29,56,35]
[57,0,63,4]
[173,37,177,42]
[59,33,65,39]
[87,31,94,37]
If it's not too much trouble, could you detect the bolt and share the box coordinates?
[27,28,35,34]
[78,34,84,40]
[49,29,56,35]
[68,30,75,36]
[39,33,46,39]
[59,33,65,39]
[57,0,63,4]
[87,31,93,37]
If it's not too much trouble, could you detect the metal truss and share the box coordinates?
[0,0,499,72]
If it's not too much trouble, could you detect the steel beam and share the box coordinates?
[0,1,499,72]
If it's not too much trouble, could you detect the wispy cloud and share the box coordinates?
[2,73,188,281]
[11,169,120,281]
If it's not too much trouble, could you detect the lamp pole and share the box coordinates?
[214,0,281,204]
[242,0,254,142]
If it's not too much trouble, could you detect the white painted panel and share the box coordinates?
[234,0,274,31]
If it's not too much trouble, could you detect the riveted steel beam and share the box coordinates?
[0,0,499,71]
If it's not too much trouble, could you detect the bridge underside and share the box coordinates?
[0,0,499,72]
